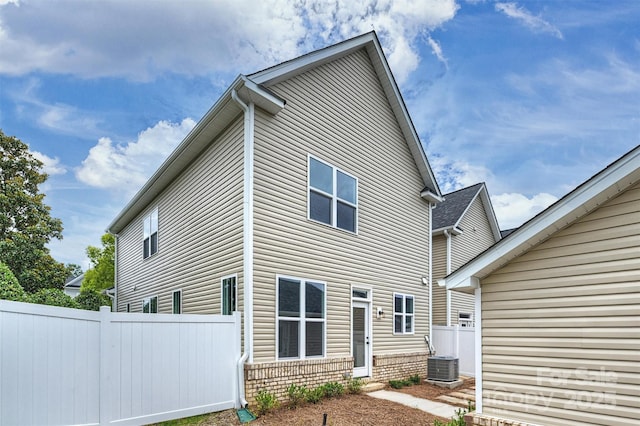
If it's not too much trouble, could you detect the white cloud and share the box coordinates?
[76,118,196,194]
[495,2,563,39]
[429,155,495,194]
[426,35,447,66]
[491,192,558,229]
[32,150,66,175]
[0,0,459,84]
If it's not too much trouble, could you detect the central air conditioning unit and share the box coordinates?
[427,356,459,382]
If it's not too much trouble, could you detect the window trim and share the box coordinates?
[393,293,415,335]
[172,289,182,314]
[275,274,327,361]
[142,295,158,314]
[307,154,358,234]
[143,207,159,259]
[221,274,238,315]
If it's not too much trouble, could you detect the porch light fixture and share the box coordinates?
[421,276,429,286]
[376,307,385,319]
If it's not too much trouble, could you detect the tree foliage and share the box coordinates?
[29,288,79,308]
[82,233,115,292]
[0,262,27,302]
[76,288,112,311]
[0,130,67,292]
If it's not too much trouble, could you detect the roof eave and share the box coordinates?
[444,146,640,291]
[107,77,285,234]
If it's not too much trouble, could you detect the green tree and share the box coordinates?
[65,263,83,279]
[76,288,112,311]
[0,261,27,302]
[82,233,115,292]
[29,288,79,308]
[0,130,67,292]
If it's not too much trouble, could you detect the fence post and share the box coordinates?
[454,325,460,359]
[99,306,111,426]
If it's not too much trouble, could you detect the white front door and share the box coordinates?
[352,301,371,377]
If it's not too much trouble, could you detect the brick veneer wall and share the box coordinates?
[244,352,430,405]
[464,413,536,426]
[244,357,353,404]
[372,352,429,382]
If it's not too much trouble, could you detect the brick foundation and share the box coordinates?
[244,352,429,405]
[464,413,536,426]
[244,357,353,404]
[372,351,429,382]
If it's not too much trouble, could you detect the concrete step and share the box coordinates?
[362,382,385,392]
[449,391,475,401]
[436,395,471,407]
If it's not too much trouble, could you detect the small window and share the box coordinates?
[222,275,237,315]
[126,303,130,313]
[143,208,159,259]
[393,293,414,334]
[277,276,326,359]
[308,156,357,233]
[172,290,182,314]
[352,288,369,299]
[142,296,158,313]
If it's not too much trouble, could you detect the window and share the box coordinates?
[277,276,326,359]
[126,303,130,313]
[142,296,158,313]
[393,293,414,334]
[172,290,182,314]
[308,156,357,233]
[143,208,159,259]
[222,275,237,315]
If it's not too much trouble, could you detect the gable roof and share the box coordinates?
[64,273,84,289]
[443,145,640,292]
[107,31,441,234]
[432,182,501,241]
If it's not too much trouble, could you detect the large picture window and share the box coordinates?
[308,156,357,233]
[221,275,237,315]
[143,208,159,259]
[393,293,414,334]
[277,276,326,359]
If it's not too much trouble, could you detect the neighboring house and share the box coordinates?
[107,32,443,402]
[431,183,501,327]
[442,146,640,426]
[63,273,83,298]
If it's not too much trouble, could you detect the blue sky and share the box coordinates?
[0,0,638,269]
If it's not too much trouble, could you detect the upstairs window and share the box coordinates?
[393,293,414,334]
[308,156,357,233]
[222,275,237,315]
[143,208,158,259]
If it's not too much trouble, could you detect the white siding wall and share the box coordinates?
[480,182,640,426]
[432,234,447,325]
[252,49,431,362]
[116,119,245,315]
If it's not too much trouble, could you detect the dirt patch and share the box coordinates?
[163,378,475,425]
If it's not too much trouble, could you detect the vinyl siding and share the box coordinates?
[449,196,496,324]
[480,182,640,426]
[116,118,245,315]
[252,48,431,363]
[432,234,447,325]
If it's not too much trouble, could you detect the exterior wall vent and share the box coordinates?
[427,356,459,381]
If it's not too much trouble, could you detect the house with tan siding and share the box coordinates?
[442,146,640,426]
[431,183,501,327]
[107,32,444,402]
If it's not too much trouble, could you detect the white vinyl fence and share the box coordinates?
[0,300,241,426]
[432,325,475,377]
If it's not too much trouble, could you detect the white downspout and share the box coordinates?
[444,230,452,326]
[428,203,434,341]
[474,286,482,412]
[112,233,118,312]
[231,89,254,408]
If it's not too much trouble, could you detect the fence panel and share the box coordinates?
[0,300,241,426]
[432,325,475,377]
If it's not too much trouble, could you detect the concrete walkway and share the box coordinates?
[368,389,459,419]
